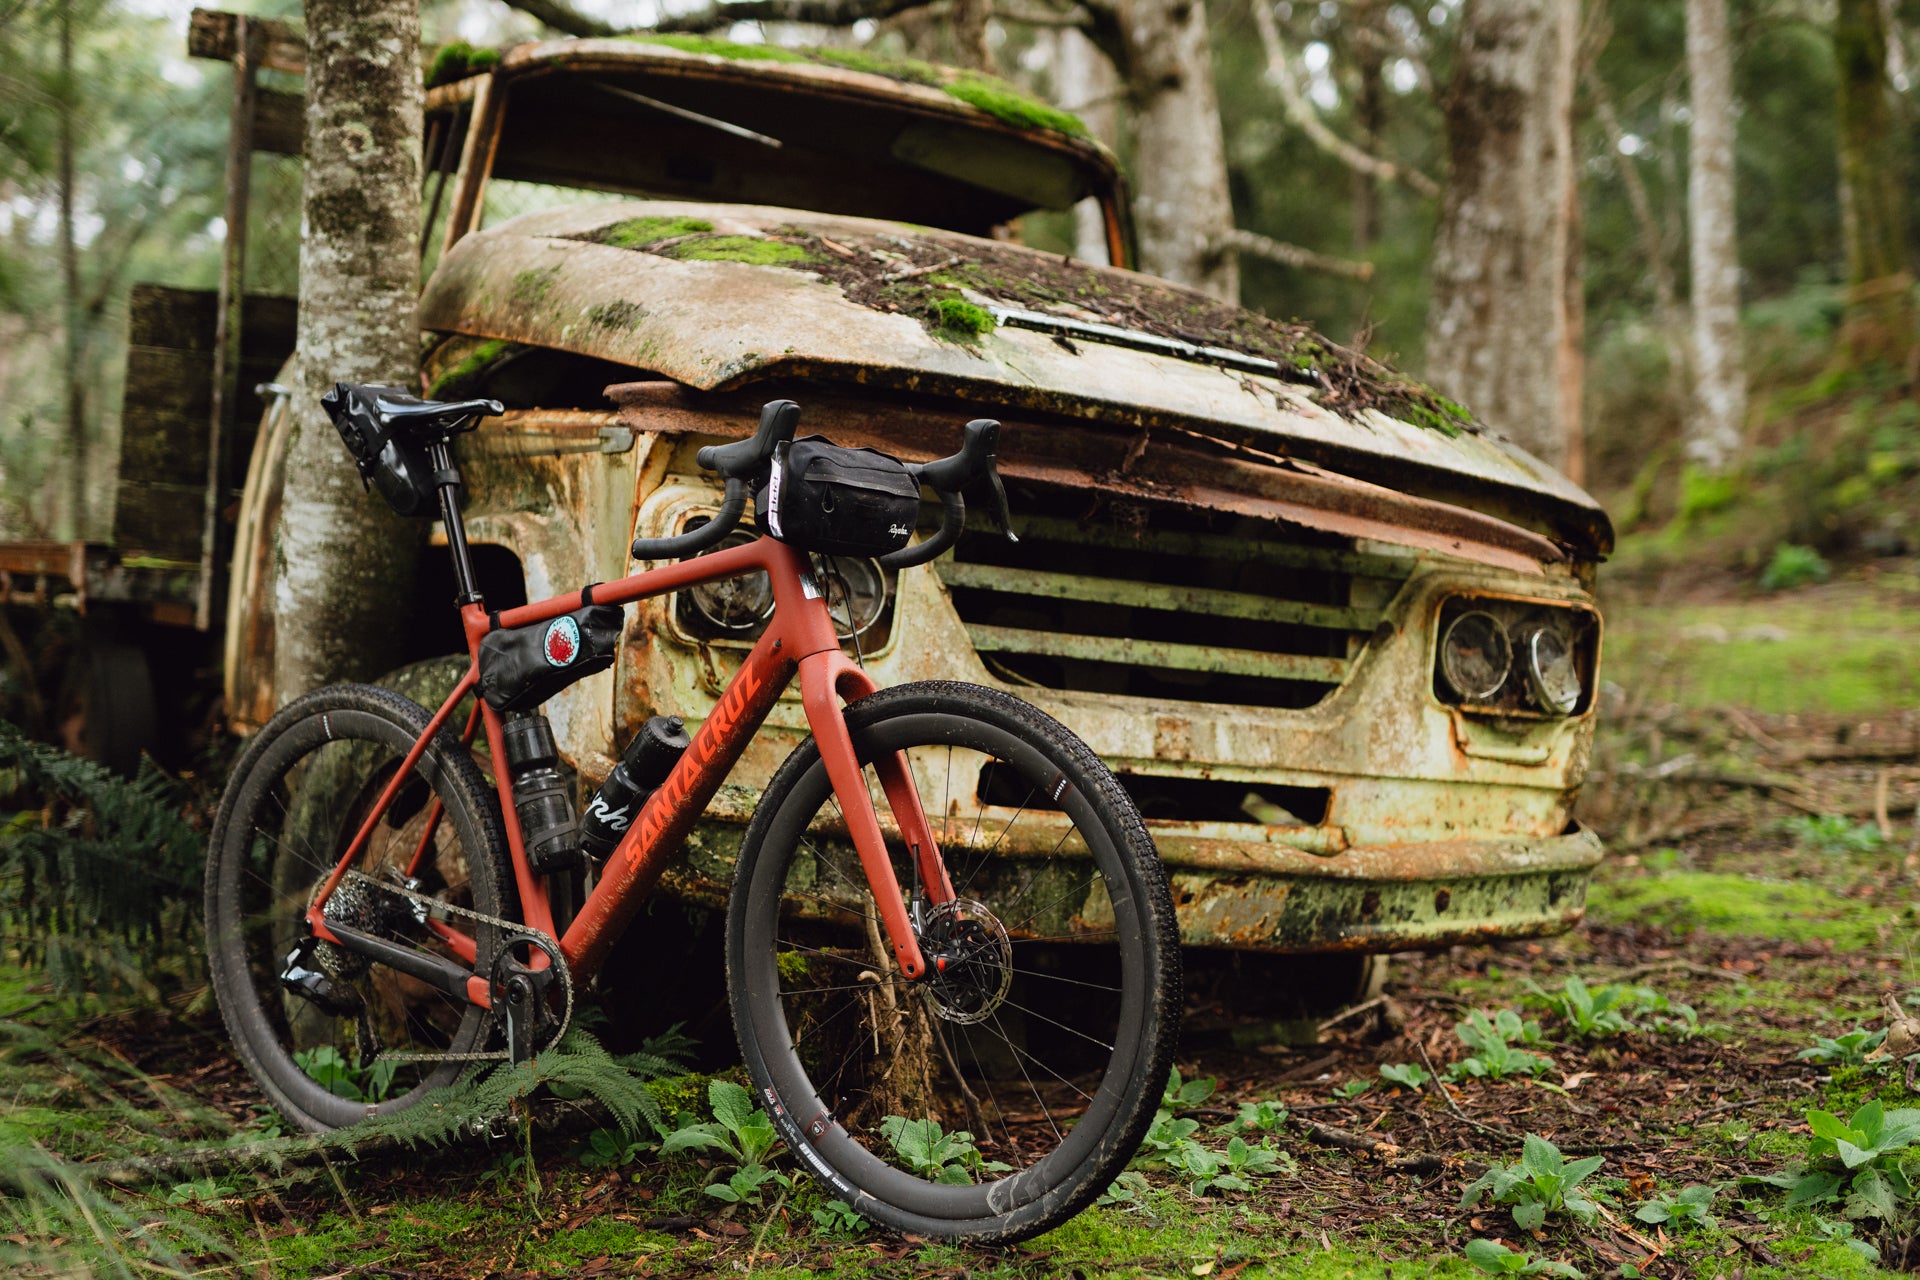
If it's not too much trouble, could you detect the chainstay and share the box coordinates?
[340,870,573,1065]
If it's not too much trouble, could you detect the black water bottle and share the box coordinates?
[580,715,691,862]
[503,713,583,875]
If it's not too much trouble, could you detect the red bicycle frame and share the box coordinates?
[302,534,956,1009]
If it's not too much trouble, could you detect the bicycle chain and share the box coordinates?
[340,870,574,1066]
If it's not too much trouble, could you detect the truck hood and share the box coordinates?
[419,201,1611,555]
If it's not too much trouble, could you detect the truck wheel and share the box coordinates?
[59,638,158,777]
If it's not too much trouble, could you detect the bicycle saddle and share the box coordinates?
[346,385,505,439]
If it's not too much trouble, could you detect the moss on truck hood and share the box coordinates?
[418,201,1611,554]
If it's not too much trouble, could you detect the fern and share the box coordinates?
[0,720,204,989]
[345,1026,695,1151]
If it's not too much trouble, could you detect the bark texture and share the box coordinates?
[1423,0,1579,474]
[1055,27,1120,262]
[1094,0,1238,300]
[1684,0,1745,472]
[1835,0,1913,365]
[273,0,425,703]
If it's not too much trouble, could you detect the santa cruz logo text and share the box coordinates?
[543,616,582,668]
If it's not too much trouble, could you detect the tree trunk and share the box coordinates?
[1349,0,1386,255]
[58,1,85,541]
[273,0,426,702]
[1114,0,1238,300]
[1684,0,1745,472]
[1423,0,1579,474]
[1835,0,1913,365]
[950,0,994,71]
[1055,28,1120,263]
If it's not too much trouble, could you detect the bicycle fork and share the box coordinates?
[799,648,954,981]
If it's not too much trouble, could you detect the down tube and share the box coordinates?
[561,629,796,977]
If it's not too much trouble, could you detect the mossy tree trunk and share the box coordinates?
[273,0,425,702]
[1083,0,1238,301]
[1423,0,1579,475]
[1834,0,1913,367]
[1684,0,1746,473]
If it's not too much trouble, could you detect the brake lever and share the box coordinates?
[984,465,1018,543]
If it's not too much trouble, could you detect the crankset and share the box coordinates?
[284,870,574,1067]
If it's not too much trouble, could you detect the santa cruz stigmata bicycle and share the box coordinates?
[205,389,1181,1242]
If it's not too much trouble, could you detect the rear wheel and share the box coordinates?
[727,681,1181,1242]
[205,683,512,1132]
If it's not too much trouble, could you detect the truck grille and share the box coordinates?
[940,510,1411,710]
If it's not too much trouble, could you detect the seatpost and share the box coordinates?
[426,436,483,606]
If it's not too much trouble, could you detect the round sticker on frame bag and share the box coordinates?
[543,616,581,667]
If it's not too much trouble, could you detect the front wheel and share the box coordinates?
[726,681,1181,1242]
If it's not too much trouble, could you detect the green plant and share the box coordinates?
[1331,1079,1372,1100]
[1097,1169,1152,1206]
[808,1197,867,1234]
[1231,1099,1288,1133]
[1462,1239,1583,1277]
[1460,1134,1605,1230]
[1449,1011,1553,1081]
[1761,542,1830,591]
[661,1079,791,1202]
[1163,1067,1217,1109]
[877,1116,1010,1185]
[1379,1062,1430,1090]
[1798,1027,1888,1066]
[1759,1100,1920,1226]
[0,722,206,995]
[1166,1134,1290,1197]
[1525,975,1653,1040]
[293,1045,397,1103]
[165,1176,237,1205]
[577,1125,654,1171]
[1784,813,1885,854]
[1141,1109,1200,1156]
[1633,1183,1717,1227]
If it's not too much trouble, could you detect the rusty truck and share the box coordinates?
[46,12,1614,1010]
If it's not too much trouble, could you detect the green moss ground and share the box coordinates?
[1600,574,1920,714]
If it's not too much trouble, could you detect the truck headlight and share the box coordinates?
[683,530,773,637]
[1439,610,1512,701]
[1523,619,1582,714]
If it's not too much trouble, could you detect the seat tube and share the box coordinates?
[797,650,933,979]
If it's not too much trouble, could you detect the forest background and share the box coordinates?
[0,0,1911,593]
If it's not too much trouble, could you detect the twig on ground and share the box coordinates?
[1413,1041,1524,1146]
[1610,958,1747,982]
[877,255,963,283]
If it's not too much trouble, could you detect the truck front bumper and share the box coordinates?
[1151,822,1606,952]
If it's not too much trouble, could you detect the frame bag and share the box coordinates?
[755,437,920,558]
[478,604,624,713]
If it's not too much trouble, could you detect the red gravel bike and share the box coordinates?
[205,389,1180,1241]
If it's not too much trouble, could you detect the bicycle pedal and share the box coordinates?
[279,938,364,1018]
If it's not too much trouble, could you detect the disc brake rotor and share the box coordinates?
[920,897,1012,1025]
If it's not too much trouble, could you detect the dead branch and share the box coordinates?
[502,0,939,36]
[991,1,1092,27]
[1293,1117,1443,1173]
[500,0,617,37]
[1219,228,1375,282]
[1249,2,1439,198]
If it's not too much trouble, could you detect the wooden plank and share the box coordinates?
[112,483,208,561]
[964,624,1350,684]
[128,284,217,353]
[938,561,1381,631]
[188,8,305,74]
[252,88,304,157]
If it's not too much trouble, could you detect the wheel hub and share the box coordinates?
[920,897,1012,1025]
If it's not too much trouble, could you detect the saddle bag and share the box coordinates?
[478,604,624,713]
[755,436,920,558]
[321,382,438,518]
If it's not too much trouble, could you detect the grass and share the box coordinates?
[1600,576,1920,714]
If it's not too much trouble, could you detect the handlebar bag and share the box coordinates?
[754,437,920,558]
[478,604,624,713]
